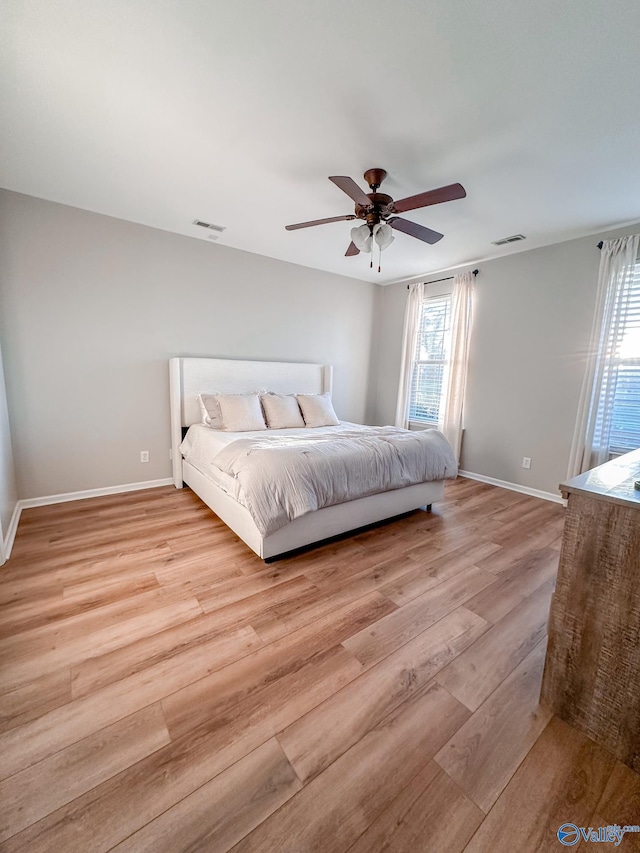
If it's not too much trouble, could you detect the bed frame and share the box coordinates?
[169,357,445,560]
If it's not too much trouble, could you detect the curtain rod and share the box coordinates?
[597,241,603,249]
[407,269,479,290]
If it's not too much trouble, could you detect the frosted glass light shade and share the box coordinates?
[374,223,394,250]
[351,224,372,253]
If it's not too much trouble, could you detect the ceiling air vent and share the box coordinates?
[193,220,226,233]
[492,234,526,246]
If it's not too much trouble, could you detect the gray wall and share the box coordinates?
[0,190,377,499]
[0,341,18,558]
[372,222,640,496]
[3,185,638,504]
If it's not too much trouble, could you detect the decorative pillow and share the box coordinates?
[198,390,267,429]
[217,393,267,431]
[198,393,222,429]
[260,393,305,429]
[296,393,340,428]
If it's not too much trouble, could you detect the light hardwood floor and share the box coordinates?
[1,478,639,852]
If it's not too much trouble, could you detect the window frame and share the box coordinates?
[408,292,452,429]
[598,259,640,458]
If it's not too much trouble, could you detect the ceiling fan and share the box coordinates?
[285,169,466,259]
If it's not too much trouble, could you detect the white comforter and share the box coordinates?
[182,423,457,536]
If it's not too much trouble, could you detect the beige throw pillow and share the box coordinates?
[198,393,222,429]
[296,393,340,427]
[260,394,305,429]
[217,394,267,431]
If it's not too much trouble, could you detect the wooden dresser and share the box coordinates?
[541,448,640,771]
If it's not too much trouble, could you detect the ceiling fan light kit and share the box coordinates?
[350,222,395,254]
[285,168,466,271]
[351,224,372,253]
[375,223,394,250]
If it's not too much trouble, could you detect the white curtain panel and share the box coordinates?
[395,282,426,428]
[439,271,473,461]
[567,233,640,477]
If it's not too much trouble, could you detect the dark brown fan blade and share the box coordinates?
[328,176,372,207]
[391,183,466,214]
[285,214,356,231]
[345,241,360,256]
[388,217,444,244]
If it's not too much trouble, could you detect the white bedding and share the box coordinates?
[181,421,371,458]
[180,422,457,536]
[180,423,371,502]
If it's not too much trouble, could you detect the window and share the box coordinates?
[594,260,640,456]
[408,294,451,424]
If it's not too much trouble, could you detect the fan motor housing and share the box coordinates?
[355,192,393,222]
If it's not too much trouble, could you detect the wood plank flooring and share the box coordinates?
[1,478,639,852]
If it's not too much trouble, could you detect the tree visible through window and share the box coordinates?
[408,294,452,424]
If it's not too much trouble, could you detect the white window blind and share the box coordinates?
[408,294,452,424]
[595,260,640,456]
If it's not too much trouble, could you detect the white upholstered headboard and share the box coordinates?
[169,357,333,487]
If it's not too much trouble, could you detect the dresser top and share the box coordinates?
[560,448,640,509]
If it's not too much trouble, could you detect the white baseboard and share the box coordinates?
[2,478,174,563]
[17,478,174,510]
[5,501,22,551]
[1,502,22,565]
[458,470,565,504]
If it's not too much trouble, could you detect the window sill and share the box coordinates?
[408,420,438,431]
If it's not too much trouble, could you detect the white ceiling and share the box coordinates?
[2,0,640,284]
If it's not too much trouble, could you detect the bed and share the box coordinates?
[169,357,454,560]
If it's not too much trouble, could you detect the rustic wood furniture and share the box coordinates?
[541,448,640,772]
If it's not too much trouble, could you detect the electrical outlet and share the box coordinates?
[522,456,532,469]
[140,450,149,463]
